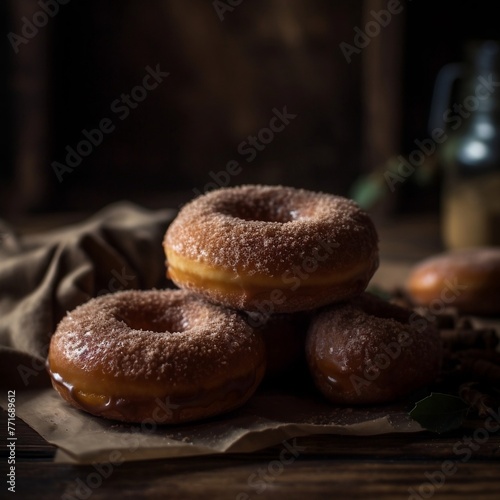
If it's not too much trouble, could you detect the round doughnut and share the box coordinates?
[405,248,500,316]
[47,289,266,424]
[164,185,379,313]
[306,293,442,405]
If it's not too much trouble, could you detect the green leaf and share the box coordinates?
[409,393,470,433]
[365,285,392,301]
[349,174,385,210]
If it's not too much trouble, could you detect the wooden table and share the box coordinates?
[3,413,500,499]
[2,215,500,499]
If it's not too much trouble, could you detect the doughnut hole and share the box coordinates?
[115,303,185,334]
[117,313,180,334]
[219,196,301,223]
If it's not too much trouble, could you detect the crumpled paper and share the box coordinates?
[0,383,422,464]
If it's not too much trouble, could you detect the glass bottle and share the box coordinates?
[433,40,500,248]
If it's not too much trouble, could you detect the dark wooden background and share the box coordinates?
[1,0,499,218]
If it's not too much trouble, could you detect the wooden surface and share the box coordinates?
[2,215,500,499]
[2,412,500,499]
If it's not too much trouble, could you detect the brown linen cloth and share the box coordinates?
[0,202,175,389]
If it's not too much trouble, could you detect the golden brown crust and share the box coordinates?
[48,289,266,423]
[306,293,442,405]
[405,248,500,315]
[164,185,379,312]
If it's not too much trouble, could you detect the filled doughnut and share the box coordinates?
[47,289,266,424]
[405,248,500,316]
[164,185,379,313]
[306,293,442,405]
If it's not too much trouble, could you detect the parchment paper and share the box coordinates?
[0,382,423,464]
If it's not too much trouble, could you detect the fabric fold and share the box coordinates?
[0,202,175,388]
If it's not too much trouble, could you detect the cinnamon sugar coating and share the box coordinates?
[48,289,266,423]
[306,293,442,405]
[164,185,379,312]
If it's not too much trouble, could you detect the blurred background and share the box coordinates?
[1,0,499,240]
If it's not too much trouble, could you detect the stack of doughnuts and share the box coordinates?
[48,185,443,424]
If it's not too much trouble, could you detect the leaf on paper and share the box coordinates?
[409,393,470,433]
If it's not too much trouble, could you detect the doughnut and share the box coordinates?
[47,289,266,424]
[246,312,308,380]
[405,248,500,316]
[164,185,379,313]
[306,293,442,405]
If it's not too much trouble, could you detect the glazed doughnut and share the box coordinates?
[405,248,500,316]
[48,289,266,424]
[306,293,442,405]
[164,185,379,313]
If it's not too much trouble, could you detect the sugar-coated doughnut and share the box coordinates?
[306,293,442,405]
[164,185,379,313]
[405,248,500,316]
[48,289,266,423]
